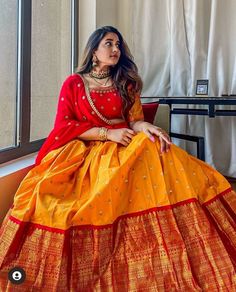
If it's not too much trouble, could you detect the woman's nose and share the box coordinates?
[112,46,118,52]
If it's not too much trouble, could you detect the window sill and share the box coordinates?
[0,153,37,223]
[0,153,36,178]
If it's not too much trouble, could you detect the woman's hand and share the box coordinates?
[130,121,172,153]
[107,128,136,146]
[142,122,171,152]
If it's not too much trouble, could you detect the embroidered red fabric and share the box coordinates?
[35,74,129,165]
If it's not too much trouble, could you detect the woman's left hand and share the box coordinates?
[141,122,172,153]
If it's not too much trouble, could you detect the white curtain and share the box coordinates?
[128,0,236,177]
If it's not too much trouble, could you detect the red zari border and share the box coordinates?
[8,187,233,233]
[1,187,236,291]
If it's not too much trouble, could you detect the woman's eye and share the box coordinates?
[104,42,120,49]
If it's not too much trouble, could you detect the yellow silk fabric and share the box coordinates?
[127,93,144,122]
[11,132,230,230]
[1,191,236,290]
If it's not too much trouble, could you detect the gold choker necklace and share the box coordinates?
[89,70,111,79]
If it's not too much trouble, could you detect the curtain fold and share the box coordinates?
[128,0,236,177]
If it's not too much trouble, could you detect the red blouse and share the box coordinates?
[35,74,144,165]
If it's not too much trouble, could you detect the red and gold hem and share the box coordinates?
[0,189,236,291]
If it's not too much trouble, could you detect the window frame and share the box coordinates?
[0,0,79,164]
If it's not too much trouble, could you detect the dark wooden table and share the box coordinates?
[142,97,236,161]
[157,97,236,117]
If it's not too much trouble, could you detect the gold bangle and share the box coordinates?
[99,127,108,141]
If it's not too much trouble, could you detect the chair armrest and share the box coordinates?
[153,104,170,133]
[170,132,205,161]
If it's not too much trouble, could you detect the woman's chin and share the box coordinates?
[109,59,119,66]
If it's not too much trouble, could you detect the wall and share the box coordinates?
[78,0,132,61]
[78,0,96,63]
[30,0,71,141]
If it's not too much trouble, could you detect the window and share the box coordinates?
[0,0,18,150]
[0,0,78,164]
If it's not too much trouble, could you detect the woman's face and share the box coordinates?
[94,32,121,68]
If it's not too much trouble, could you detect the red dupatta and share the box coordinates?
[35,74,129,165]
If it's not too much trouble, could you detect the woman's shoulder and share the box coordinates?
[62,73,84,87]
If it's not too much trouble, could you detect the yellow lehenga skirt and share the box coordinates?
[0,132,236,291]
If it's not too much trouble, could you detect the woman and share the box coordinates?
[0,26,236,291]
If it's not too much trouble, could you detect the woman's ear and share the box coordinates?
[92,54,99,67]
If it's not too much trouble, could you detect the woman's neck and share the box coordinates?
[92,65,109,74]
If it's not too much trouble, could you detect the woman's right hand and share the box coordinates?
[107,128,136,146]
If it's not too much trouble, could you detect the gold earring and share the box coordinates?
[92,55,98,67]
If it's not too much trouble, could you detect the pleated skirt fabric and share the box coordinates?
[0,133,236,291]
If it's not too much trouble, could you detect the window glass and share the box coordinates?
[0,0,18,149]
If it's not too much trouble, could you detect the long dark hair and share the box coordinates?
[77,26,143,115]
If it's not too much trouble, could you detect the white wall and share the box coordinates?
[78,0,133,61]
[78,0,96,62]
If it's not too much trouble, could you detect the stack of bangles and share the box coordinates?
[99,127,108,141]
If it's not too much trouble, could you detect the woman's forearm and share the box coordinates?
[78,127,102,141]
